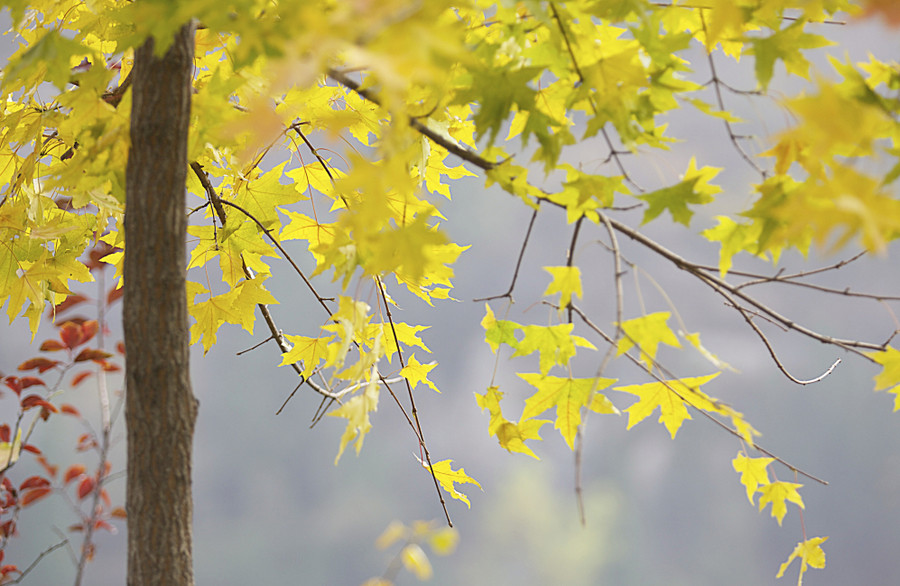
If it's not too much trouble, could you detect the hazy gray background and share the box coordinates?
[2,9,899,586]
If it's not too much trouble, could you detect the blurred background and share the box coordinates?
[2,8,899,586]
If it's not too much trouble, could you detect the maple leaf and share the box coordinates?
[512,323,596,375]
[732,453,774,505]
[614,373,720,438]
[420,458,481,508]
[776,536,828,584]
[616,312,682,370]
[637,158,721,226]
[400,353,439,393]
[481,304,520,353]
[749,20,832,89]
[476,386,549,459]
[328,376,380,464]
[542,266,583,311]
[758,481,804,525]
[280,334,335,378]
[519,373,617,449]
[865,346,900,411]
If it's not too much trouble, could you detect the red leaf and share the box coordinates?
[101,362,121,372]
[17,358,60,374]
[20,394,58,413]
[110,506,127,519]
[74,348,112,363]
[71,371,92,386]
[80,320,99,345]
[0,425,8,442]
[2,376,21,396]
[60,404,81,417]
[100,487,111,507]
[77,476,95,499]
[21,487,52,506]
[19,476,51,491]
[0,564,20,578]
[116,341,125,355]
[94,519,116,533]
[107,286,123,305]
[39,339,67,352]
[59,322,83,349]
[52,294,88,316]
[36,455,58,478]
[22,444,41,455]
[64,465,87,485]
[19,376,45,389]
[76,434,96,452]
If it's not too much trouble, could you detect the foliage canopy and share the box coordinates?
[1,0,899,583]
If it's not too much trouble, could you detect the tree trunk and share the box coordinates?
[124,22,197,586]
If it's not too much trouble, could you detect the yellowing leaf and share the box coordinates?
[637,158,721,226]
[421,458,482,508]
[732,453,774,505]
[400,353,439,392]
[481,304,520,353]
[617,312,681,370]
[758,481,804,525]
[0,428,22,469]
[776,536,828,584]
[519,373,617,449]
[614,373,720,438]
[543,266,583,311]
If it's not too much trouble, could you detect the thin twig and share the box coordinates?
[473,205,540,302]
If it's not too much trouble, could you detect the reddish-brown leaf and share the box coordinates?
[35,455,58,478]
[59,322,83,349]
[64,465,87,485]
[79,320,99,345]
[60,404,81,417]
[21,487,52,507]
[100,487,111,507]
[39,339,67,352]
[19,376,45,389]
[74,348,112,363]
[110,506,127,519]
[0,425,9,442]
[107,286,123,305]
[19,476,50,491]
[94,519,116,533]
[52,294,88,316]
[20,394,58,413]
[22,444,41,455]
[2,376,21,396]
[0,564,20,578]
[76,434,96,452]
[101,362,121,372]
[77,476,95,500]
[71,371,92,386]
[116,340,125,355]
[17,358,60,374]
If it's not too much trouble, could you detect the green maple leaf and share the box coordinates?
[637,157,721,226]
[749,20,833,90]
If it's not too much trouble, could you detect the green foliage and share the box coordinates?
[2,0,899,582]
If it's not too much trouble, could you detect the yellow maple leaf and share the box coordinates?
[475,386,548,459]
[328,376,380,464]
[280,333,335,378]
[400,353,439,392]
[614,373,720,438]
[776,536,828,585]
[617,312,682,370]
[420,458,481,508]
[866,346,900,411]
[732,453,774,505]
[758,481,804,525]
[542,266,583,311]
[519,373,617,449]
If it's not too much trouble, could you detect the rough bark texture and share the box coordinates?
[124,22,197,586]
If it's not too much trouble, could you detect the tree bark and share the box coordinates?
[124,22,197,586]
